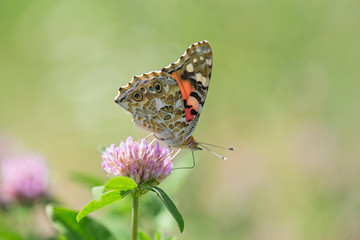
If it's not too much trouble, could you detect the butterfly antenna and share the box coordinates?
[173,151,196,170]
[198,142,234,151]
[198,143,228,160]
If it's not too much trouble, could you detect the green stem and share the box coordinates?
[131,193,139,240]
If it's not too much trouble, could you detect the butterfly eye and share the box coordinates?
[132,91,143,101]
[154,82,162,93]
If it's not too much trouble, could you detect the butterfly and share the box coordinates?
[115,41,230,159]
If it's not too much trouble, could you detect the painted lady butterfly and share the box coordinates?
[115,41,215,155]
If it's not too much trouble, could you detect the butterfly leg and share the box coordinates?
[161,149,182,161]
[152,149,177,173]
[144,133,155,144]
[144,133,154,140]
[170,149,181,160]
[173,151,196,170]
[149,137,157,145]
[154,149,181,171]
[143,133,157,145]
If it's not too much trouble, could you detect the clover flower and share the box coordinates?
[0,154,49,204]
[101,137,173,186]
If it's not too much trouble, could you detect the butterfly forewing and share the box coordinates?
[161,41,212,141]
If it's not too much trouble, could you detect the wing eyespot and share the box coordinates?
[154,82,162,93]
[132,91,143,101]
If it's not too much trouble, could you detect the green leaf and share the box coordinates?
[140,177,160,187]
[76,177,138,222]
[92,186,105,201]
[138,230,151,240]
[144,186,184,233]
[76,190,127,222]
[46,205,116,240]
[70,172,105,188]
[104,176,138,192]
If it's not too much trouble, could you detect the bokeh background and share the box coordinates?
[1,0,360,239]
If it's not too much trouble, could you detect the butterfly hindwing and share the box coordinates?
[116,71,189,146]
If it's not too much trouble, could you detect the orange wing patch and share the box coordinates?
[172,71,199,123]
[172,72,190,100]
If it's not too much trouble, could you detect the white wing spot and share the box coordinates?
[186,63,194,72]
[195,73,208,87]
[195,73,202,82]
[206,58,212,66]
[200,56,204,61]
[163,83,169,93]
[154,98,165,111]
[202,77,208,87]
[175,98,182,108]
[193,58,198,64]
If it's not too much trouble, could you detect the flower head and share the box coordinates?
[0,154,49,204]
[101,137,173,186]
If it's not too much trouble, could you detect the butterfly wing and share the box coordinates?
[161,41,212,141]
[115,71,189,146]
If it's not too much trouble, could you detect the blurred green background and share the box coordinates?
[1,0,360,239]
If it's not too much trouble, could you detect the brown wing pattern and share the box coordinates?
[115,72,189,147]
